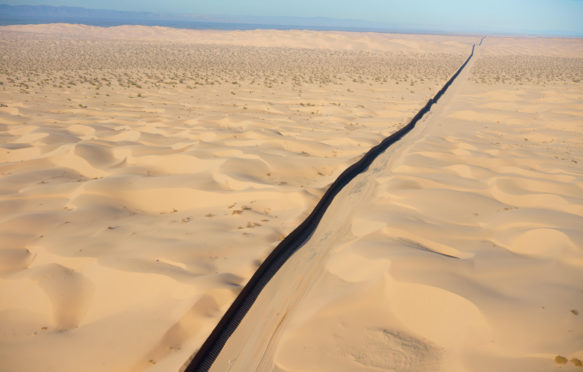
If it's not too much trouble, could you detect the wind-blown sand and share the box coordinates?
[0,25,475,371]
[209,37,583,371]
[1,25,582,372]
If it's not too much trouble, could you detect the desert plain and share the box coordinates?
[0,24,582,372]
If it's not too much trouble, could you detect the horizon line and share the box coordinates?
[1,3,582,38]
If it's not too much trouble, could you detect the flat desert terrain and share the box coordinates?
[0,25,582,372]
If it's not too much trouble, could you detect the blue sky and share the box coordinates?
[4,0,583,35]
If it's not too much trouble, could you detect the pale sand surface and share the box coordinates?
[0,25,474,371]
[210,38,583,371]
[0,23,477,53]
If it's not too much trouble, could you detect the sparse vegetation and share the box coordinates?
[0,36,465,91]
[555,355,568,365]
[471,55,583,85]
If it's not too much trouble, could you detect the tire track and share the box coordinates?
[182,39,480,372]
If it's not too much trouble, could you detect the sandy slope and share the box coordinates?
[208,37,583,371]
[0,23,477,53]
[0,25,474,371]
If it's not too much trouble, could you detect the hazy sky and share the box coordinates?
[4,0,583,35]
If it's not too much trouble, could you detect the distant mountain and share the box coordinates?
[0,4,151,20]
[0,4,183,20]
[0,4,412,33]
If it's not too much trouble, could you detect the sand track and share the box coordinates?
[0,26,477,372]
[184,42,477,372]
[190,38,583,372]
[1,26,581,372]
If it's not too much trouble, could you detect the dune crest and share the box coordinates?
[1,25,582,371]
[204,37,583,371]
[0,25,474,371]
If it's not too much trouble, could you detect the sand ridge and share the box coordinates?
[206,37,583,371]
[1,25,581,371]
[0,23,478,53]
[0,25,474,371]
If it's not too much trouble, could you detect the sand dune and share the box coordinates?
[0,23,477,53]
[0,25,475,371]
[207,37,583,371]
[1,25,581,371]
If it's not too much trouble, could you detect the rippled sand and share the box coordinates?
[211,37,583,372]
[0,25,473,371]
[2,25,581,372]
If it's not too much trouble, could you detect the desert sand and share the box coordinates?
[1,25,582,372]
[0,25,476,371]
[209,37,583,371]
